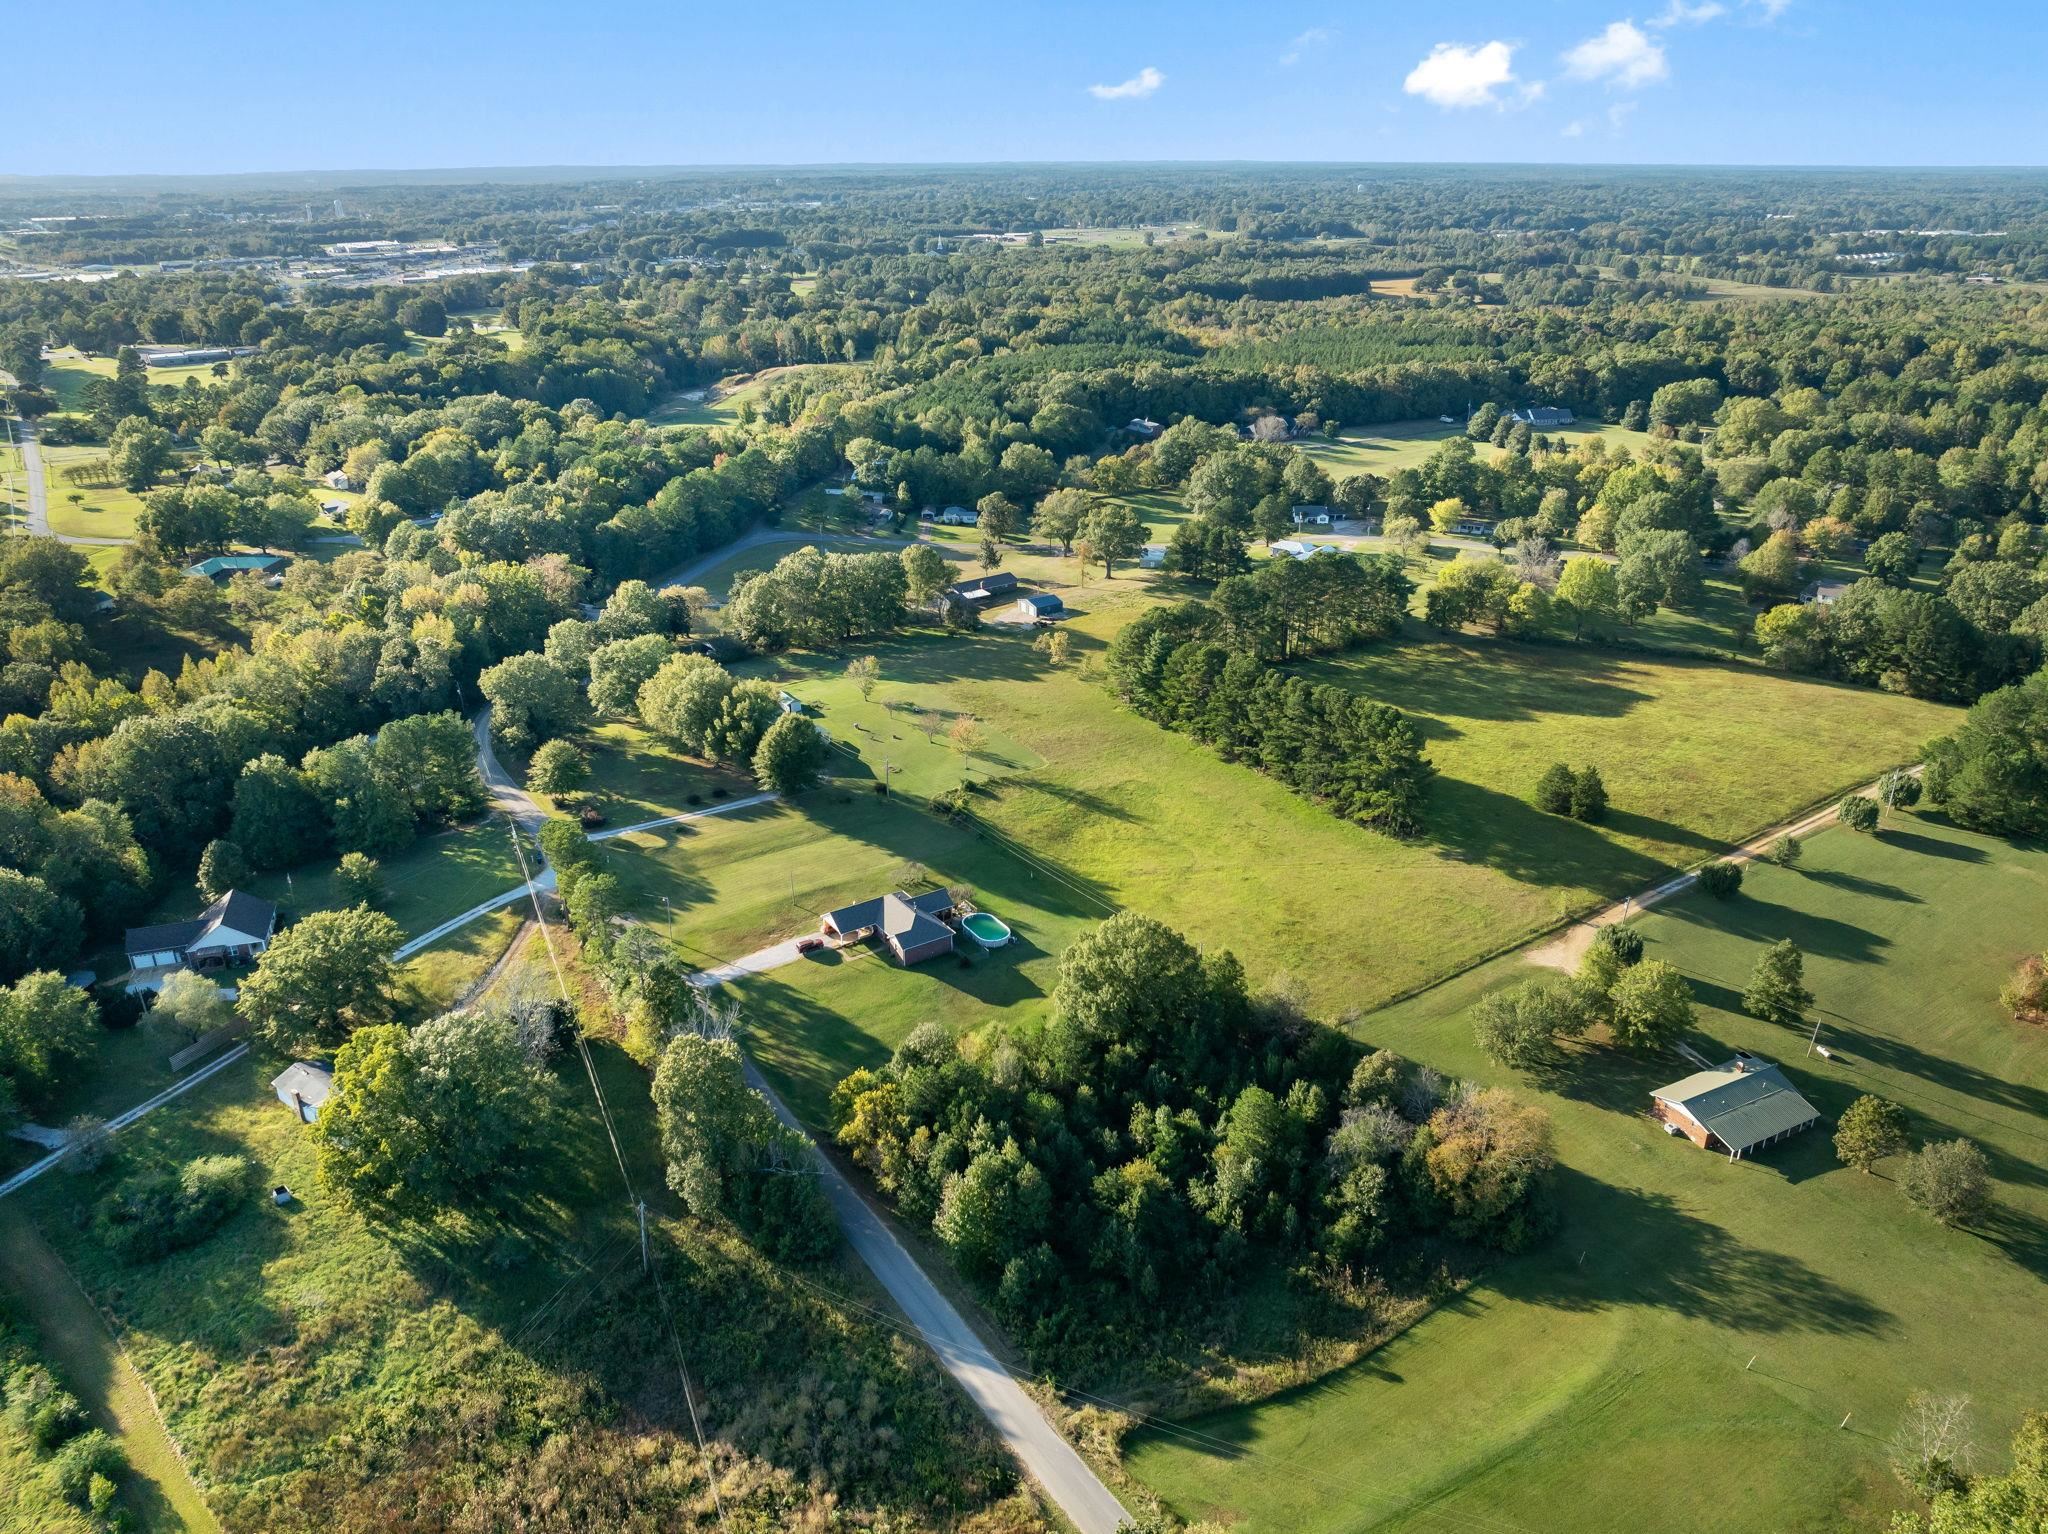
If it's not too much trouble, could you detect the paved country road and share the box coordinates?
[15,414,50,535]
[742,1059,1132,1534]
[7,416,126,545]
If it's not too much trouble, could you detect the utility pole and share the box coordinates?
[1806,1018,1823,1057]
[637,1199,650,1275]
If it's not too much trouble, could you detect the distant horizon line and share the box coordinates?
[7,158,2048,186]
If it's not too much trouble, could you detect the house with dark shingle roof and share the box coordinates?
[125,890,278,975]
[819,890,957,966]
[1652,1054,1822,1161]
[945,571,1018,605]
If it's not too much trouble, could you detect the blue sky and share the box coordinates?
[14,0,2047,175]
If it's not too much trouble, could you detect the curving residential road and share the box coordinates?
[470,707,548,828]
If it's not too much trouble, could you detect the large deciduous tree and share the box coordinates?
[315,1011,556,1221]
[652,1031,836,1262]
[237,906,403,1051]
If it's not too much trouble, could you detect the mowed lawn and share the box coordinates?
[645,362,857,427]
[1298,418,1664,480]
[1303,635,1955,914]
[574,720,754,824]
[40,443,156,540]
[233,818,531,942]
[1126,811,2048,1534]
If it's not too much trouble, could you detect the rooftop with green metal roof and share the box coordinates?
[1653,1056,1823,1157]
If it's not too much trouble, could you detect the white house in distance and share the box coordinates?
[271,1062,333,1124]
[1508,405,1575,428]
[1270,539,1342,560]
[323,468,356,491]
[936,504,978,525]
[124,890,278,978]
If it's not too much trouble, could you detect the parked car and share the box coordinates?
[796,936,824,954]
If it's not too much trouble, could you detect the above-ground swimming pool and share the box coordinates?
[960,911,1012,947]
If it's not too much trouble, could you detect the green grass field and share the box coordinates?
[600,618,1957,1151]
[40,443,154,540]
[1125,809,2048,1534]
[1301,634,1952,905]
[1298,419,1665,480]
[646,362,857,427]
[744,625,1950,1010]
[231,819,529,941]
[574,721,754,823]
[38,349,227,418]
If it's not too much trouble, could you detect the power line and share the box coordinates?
[497,812,732,1534]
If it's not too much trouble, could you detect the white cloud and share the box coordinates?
[1280,27,1335,65]
[1563,21,1669,88]
[1561,119,1587,137]
[1746,0,1792,18]
[1651,0,1725,24]
[1609,100,1640,129]
[1089,66,1164,101]
[1402,41,1518,109]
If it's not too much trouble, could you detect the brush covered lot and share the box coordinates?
[1124,810,2048,1534]
[7,1005,1048,1533]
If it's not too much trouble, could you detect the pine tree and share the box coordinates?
[1534,761,1575,815]
[1569,765,1609,823]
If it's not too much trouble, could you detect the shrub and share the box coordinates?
[1899,1139,1993,1227]
[1838,794,1880,833]
[1770,833,1803,867]
[1998,954,2048,1024]
[1533,762,1576,815]
[48,1429,123,1507]
[2,1366,88,1451]
[61,1115,111,1175]
[1696,860,1743,899]
[1592,925,1644,966]
[95,1152,253,1262]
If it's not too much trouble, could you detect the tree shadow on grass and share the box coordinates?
[1427,778,1673,894]
[802,788,1120,922]
[1601,808,1726,854]
[1527,1166,1896,1337]
[1878,829,1989,864]
[1979,1203,2048,1285]
[1307,635,1657,725]
[1657,890,1891,965]
[1798,867,1924,902]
